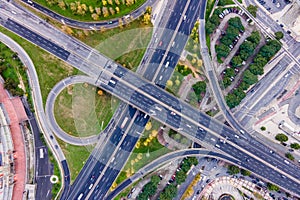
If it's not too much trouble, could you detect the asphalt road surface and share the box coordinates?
[1,0,300,197]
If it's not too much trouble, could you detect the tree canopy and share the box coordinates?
[275,133,288,142]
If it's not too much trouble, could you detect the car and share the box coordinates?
[276,2,280,7]
[270,150,274,154]
[159,41,163,46]
[171,111,176,116]
[289,149,294,152]
[267,7,271,11]
[131,187,136,192]
[280,24,284,27]
[159,174,163,180]
[287,30,291,34]
[107,21,113,24]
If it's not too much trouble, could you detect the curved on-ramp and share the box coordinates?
[17,0,158,30]
[106,148,239,200]
[45,75,101,146]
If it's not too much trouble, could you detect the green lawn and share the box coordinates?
[30,0,146,22]
[57,138,94,182]
[54,83,119,137]
[80,19,152,71]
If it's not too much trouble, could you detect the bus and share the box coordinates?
[121,117,129,129]
[39,148,44,159]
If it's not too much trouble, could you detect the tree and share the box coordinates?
[145,121,152,130]
[205,21,216,35]
[102,7,109,17]
[151,175,160,185]
[91,13,99,20]
[224,68,235,78]
[89,5,94,13]
[290,143,300,150]
[241,169,251,176]
[243,70,258,85]
[275,133,288,142]
[226,93,239,108]
[142,13,151,25]
[247,5,258,17]
[247,31,261,45]
[223,77,232,88]
[160,184,177,200]
[176,170,187,184]
[137,192,148,200]
[267,183,279,191]
[166,80,173,87]
[95,7,101,15]
[58,0,66,10]
[70,2,77,13]
[227,165,240,175]
[216,44,230,58]
[249,64,264,75]
[275,31,284,40]
[226,26,239,40]
[254,55,268,67]
[192,81,206,96]
[239,41,255,57]
[143,182,156,196]
[228,17,244,30]
[115,0,120,5]
[285,152,295,161]
[260,126,266,131]
[126,0,134,6]
[188,157,198,166]
[115,6,120,13]
[231,55,243,68]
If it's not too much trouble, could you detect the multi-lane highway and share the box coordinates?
[1,0,300,198]
[67,1,203,199]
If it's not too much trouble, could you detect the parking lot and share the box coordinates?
[256,0,291,14]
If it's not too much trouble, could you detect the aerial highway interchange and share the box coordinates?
[0,0,300,199]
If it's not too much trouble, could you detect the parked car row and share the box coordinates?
[219,8,244,19]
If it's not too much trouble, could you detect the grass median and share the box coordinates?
[113,120,171,192]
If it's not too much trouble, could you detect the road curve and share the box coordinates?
[0,32,71,198]
[45,75,101,145]
[106,148,239,200]
[16,0,158,30]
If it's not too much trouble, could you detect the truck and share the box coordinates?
[121,117,128,129]
[39,148,44,159]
